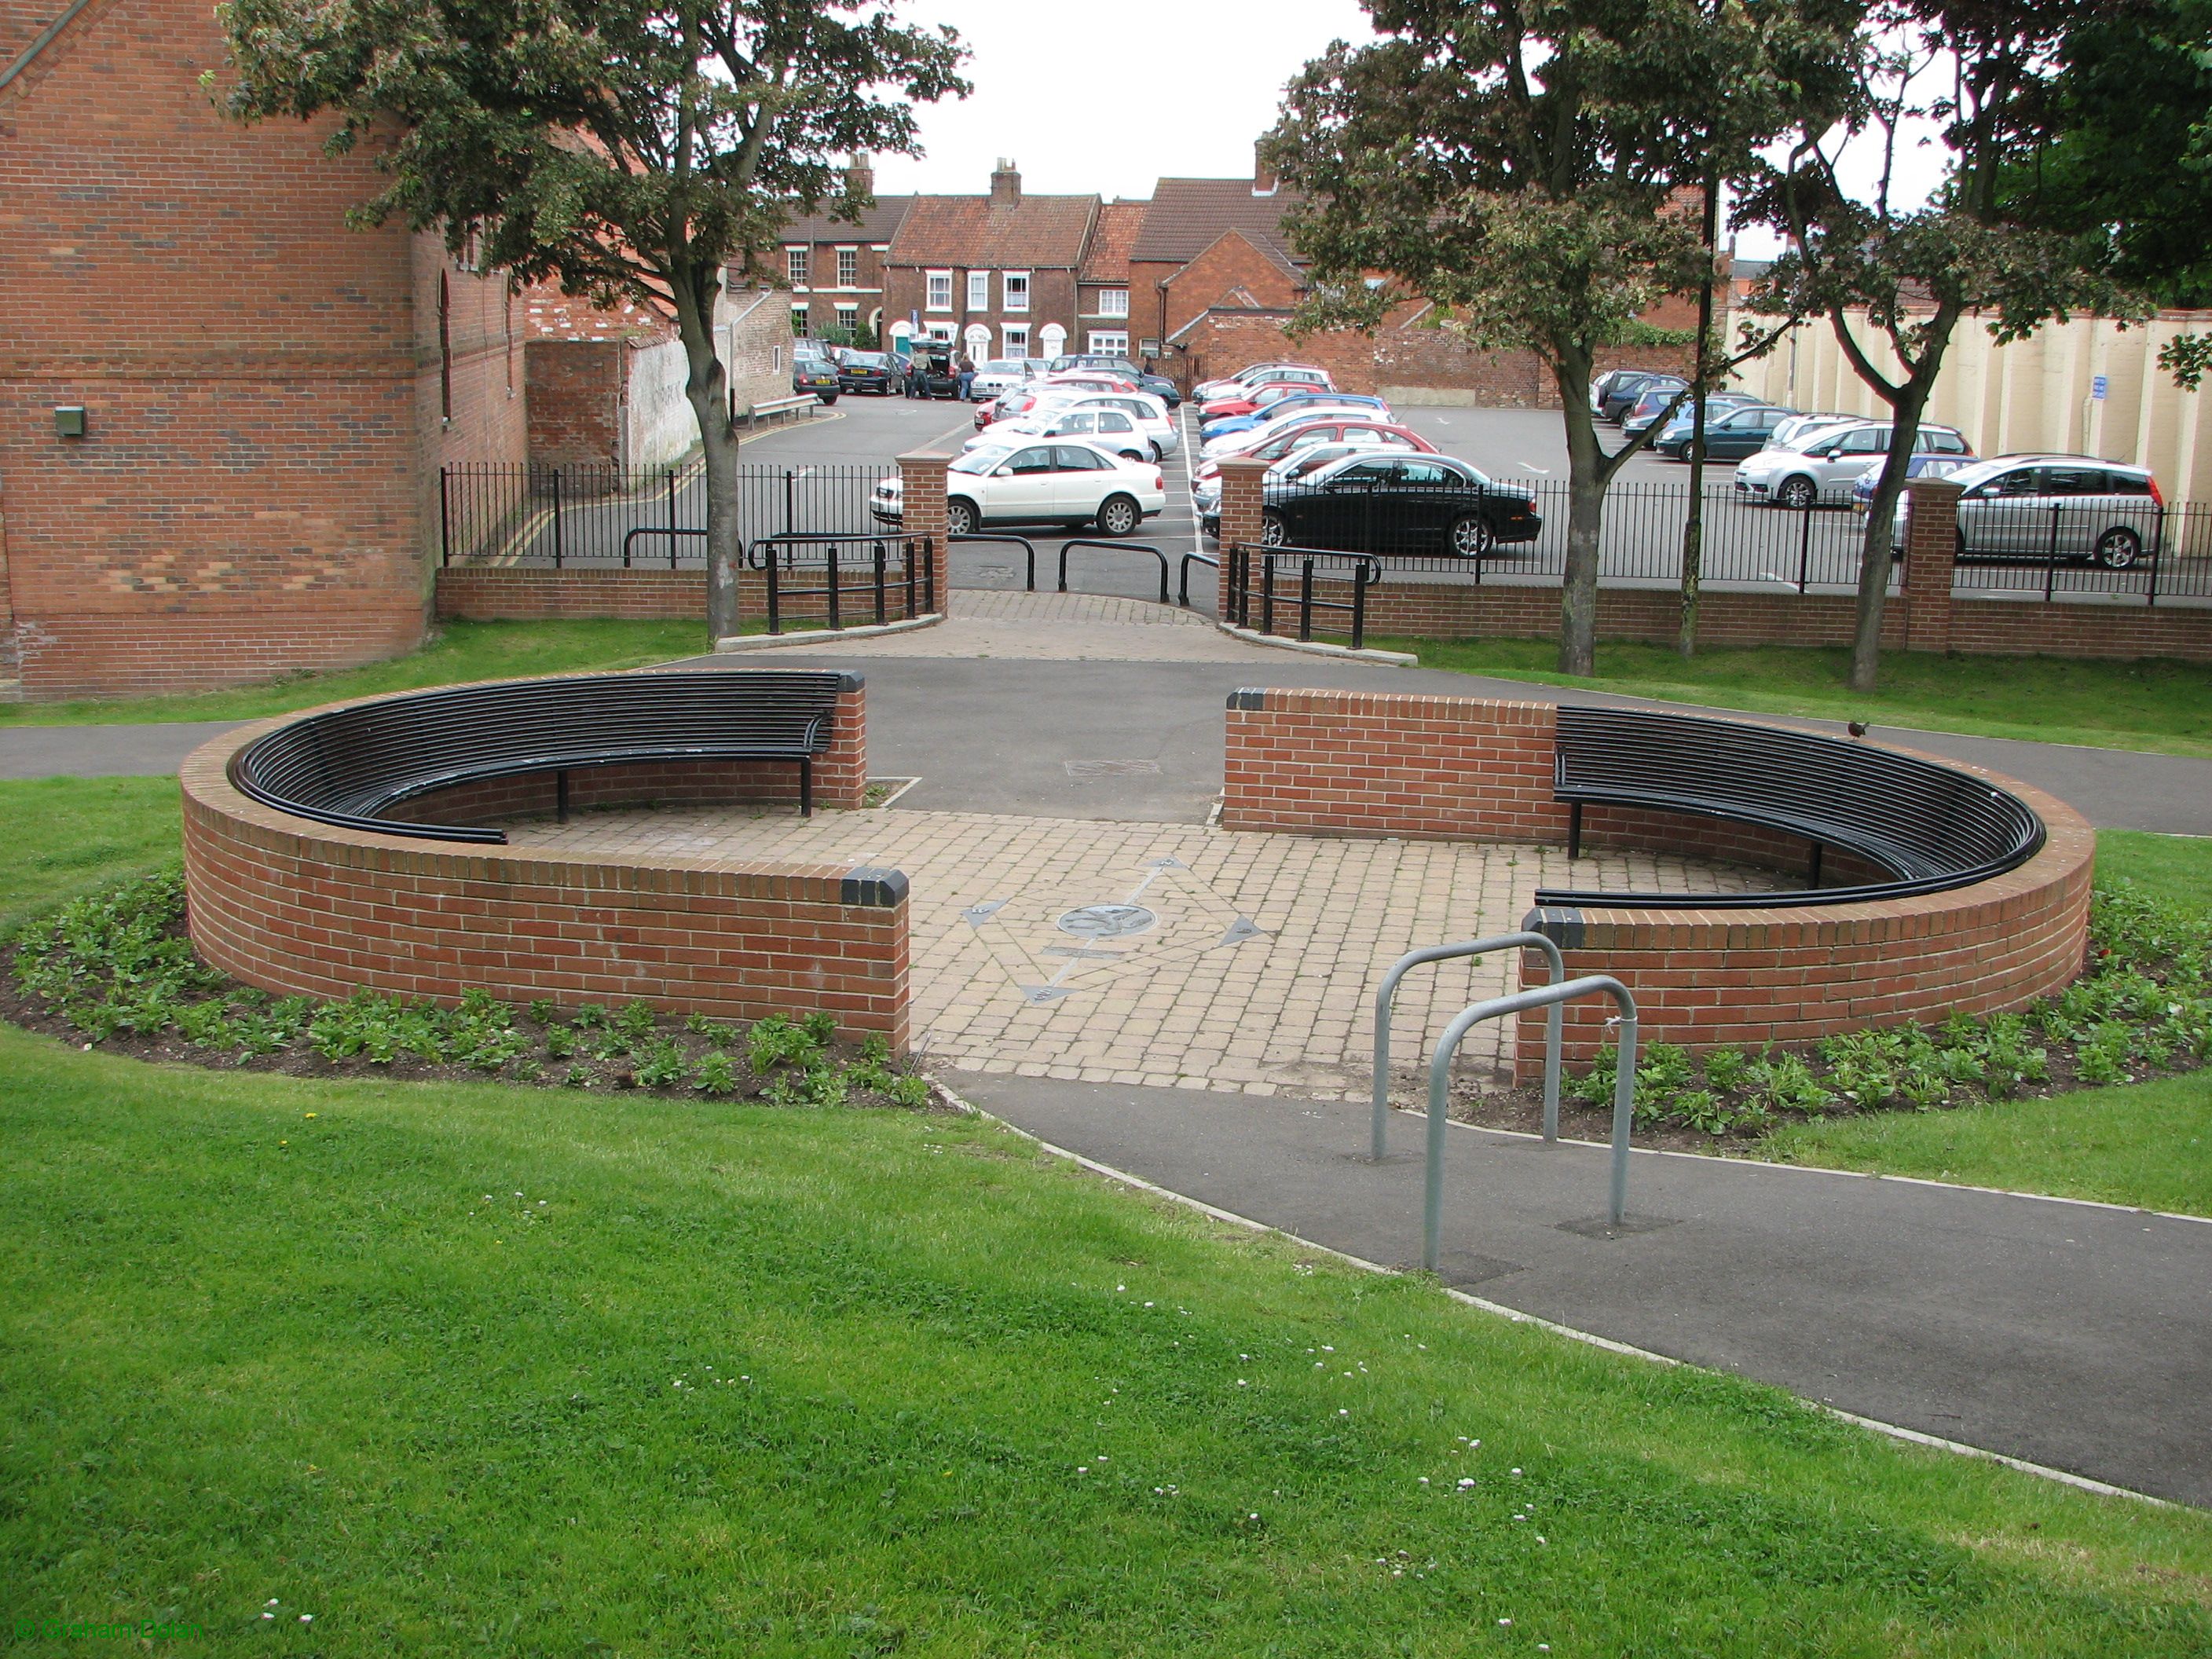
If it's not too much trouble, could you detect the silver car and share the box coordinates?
[1735,420,1972,508]
[1895,454,2165,569]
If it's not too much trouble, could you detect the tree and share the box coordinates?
[1743,0,2137,692]
[1266,0,1856,675]
[213,0,967,642]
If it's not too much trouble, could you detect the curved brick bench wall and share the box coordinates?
[1222,687,2095,1075]
[179,690,907,1049]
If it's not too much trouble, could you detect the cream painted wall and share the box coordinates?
[1728,309,2212,501]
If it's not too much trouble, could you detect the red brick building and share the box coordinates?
[882,163,1100,365]
[1075,202,1145,361]
[0,0,526,701]
[778,156,913,346]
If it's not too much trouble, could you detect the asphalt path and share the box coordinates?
[956,1072,2212,1507]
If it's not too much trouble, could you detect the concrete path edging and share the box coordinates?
[715,613,943,652]
[936,1073,2180,1510]
[1214,621,1418,667]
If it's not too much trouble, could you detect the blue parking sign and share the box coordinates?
[2092,374,2108,401]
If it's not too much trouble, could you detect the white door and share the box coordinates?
[963,323,991,361]
[1039,323,1067,361]
[985,445,1064,523]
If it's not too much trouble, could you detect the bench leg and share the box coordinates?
[800,759,813,819]
[556,769,570,825]
[1568,802,1583,860]
[1807,840,1823,889]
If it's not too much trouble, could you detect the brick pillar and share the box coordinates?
[1215,456,1270,619]
[1900,477,1962,654]
[896,452,951,617]
[814,675,870,808]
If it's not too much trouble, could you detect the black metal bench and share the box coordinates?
[1537,706,2045,909]
[229,670,858,844]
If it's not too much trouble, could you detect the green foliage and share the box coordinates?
[634,1040,690,1090]
[690,1051,741,1096]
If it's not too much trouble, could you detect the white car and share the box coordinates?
[964,391,1177,460]
[1770,412,1867,450]
[873,440,1166,537]
[1192,363,1334,403]
[1734,421,1973,508]
[1198,402,1393,460]
[969,358,1035,401]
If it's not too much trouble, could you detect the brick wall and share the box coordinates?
[179,695,903,1045]
[527,340,623,468]
[0,0,527,700]
[1221,687,2096,1071]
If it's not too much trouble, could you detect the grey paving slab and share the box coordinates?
[954,1071,2212,1508]
[0,720,243,780]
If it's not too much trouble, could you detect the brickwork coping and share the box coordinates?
[896,452,952,615]
[1902,477,1965,654]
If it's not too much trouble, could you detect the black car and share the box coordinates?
[1594,371,1683,423]
[1047,353,1181,407]
[1258,453,1542,557]
[792,351,840,404]
[836,350,899,395]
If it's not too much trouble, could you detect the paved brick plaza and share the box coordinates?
[511,804,1773,1095]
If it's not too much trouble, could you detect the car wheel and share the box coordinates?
[1258,510,1289,548]
[1118,449,1145,463]
[816,392,838,405]
[946,498,978,536]
[2094,527,2143,569]
[1776,475,1818,511]
[1447,515,1496,558]
[1097,494,1141,537]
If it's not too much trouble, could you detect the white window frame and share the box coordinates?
[834,304,859,334]
[925,269,954,312]
[925,321,957,343]
[1087,331,1130,357]
[1001,323,1030,359]
[835,247,859,288]
[966,270,991,313]
[785,246,808,288]
[1097,288,1130,318]
[789,305,810,339]
[1002,270,1031,313]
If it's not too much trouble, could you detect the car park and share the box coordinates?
[1199,394,1393,452]
[1190,417,1434,487]
[1196,441,1406,532]
[1890,454,2165,568]
[1257,452,1542,556]
[1850,452,1972,511]
[967,358,1035,401]
[1192,363,1333,403]
[1770,412,1865,450]
[792,350,840,405]
[1047,354,1182,406]
[1620,383,1746,439]
[1199,377,1356,423]
[873,441,1166,537]
[1734,421,1972,507]
[959,401,1159,463]
[834,351,899,395]
[1595,372,1685,423]
[890,345,962,398]
[1650,401,1794,461]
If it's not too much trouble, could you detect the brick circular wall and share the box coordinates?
[1222,688,2096,1074]
[178,698,908,1049]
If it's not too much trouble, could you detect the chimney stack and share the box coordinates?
[1253,139,1278,197]
[990,158,1021,207]
[845,153,875,199]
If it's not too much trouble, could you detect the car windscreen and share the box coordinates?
[949,451,1005,476]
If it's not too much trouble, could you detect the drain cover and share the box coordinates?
[1057,903,1158,939]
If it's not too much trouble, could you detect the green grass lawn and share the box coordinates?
[1373,636,2212,758]
[0,776,181,936]
[0,619,713,727]
[2,1026,2207,1656]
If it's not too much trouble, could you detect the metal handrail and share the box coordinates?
[1178,551,1218,608]
[1371,932,1565,1162]
[1060,540,1170,606]
[746,533,932,632]
[1423,975,1639,1270]
[622,525,707,568]
[948,532,1039,591]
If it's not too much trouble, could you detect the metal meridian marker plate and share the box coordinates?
[1057,903,1159,940]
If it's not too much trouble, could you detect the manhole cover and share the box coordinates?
[1064,759,1161,780]
[1057,903,1159,939]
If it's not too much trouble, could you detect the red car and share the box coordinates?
[1191,419,1437,485]
[1198,380,1326,423]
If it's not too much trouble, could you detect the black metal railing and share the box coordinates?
[1058,540,1171,606]
[746,533,936,635]
[439,461,887,568]
[1226,544,1382,649]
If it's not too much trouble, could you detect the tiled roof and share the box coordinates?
[1079,201,1147,284]
[887,195,1101,269]
[778,194,915,247]
[518,276,676,343]
[1130,178,1306,268]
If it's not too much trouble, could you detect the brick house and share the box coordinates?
[778,156,913,346]
[882,163,1099,365]
[1075,201,1145,361]
[1129,153,1309,360]
[0,0,526,700]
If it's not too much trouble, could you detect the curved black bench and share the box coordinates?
[1535,706,2045,910]
[229,670,858,844]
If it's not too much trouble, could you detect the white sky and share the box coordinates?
[869,0,1944,258]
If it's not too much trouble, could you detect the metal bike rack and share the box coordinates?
[1178,551,1218,608]
[621,525,707,568]
[948,532,1039,591]
[1059,540,1170,606]
[1422,975,1639,1271]
[1371,931,1565,1162]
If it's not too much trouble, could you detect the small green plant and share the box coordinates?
[527,998,558,1025]
[801,1011,838,1046]
[1701,1046,1749,1093]
[690,1051,741,1096]
[616,1000,657,1039]
[569,1003,609,1031]
[562,1064,593,1087]
[1745,1051,1835,1116]
[749,1013,822,1075]
[634,1040,688,1090]
[883,1073,932,1110]
[685,1011,734,1044]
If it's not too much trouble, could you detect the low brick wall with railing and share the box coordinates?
[1222,687,2095,1076]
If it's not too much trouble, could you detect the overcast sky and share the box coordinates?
[866,0,1943,258]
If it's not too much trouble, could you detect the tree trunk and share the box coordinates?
[1846,372,1944,692]
[1555,346,1606,676]
[672,269,742,642]
[1678,172,1719,658]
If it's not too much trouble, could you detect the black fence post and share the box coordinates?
[1261,553,1276,635]
[1796,505,1811,593]
[782,469,796,537]
[438,467,452,567]
[2045,504,2060,602]
[551,468,566,569]
[1298,558,1315,642]
[826,542,841,631]
[765,546,782,635]
[666,470,679,569]
[873,539,888,626]
[2148,509,2166,607]
[1351,560,1371,651]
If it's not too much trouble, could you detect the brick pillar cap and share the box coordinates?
[896,451,954,469]
[1903,475,1966,496]
[1215,455,1271,471]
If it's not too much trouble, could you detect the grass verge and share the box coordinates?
[0,776,181,937]
[0,620,711,727]
[1372,636,2212,758]
[2,1024,2207,1654]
